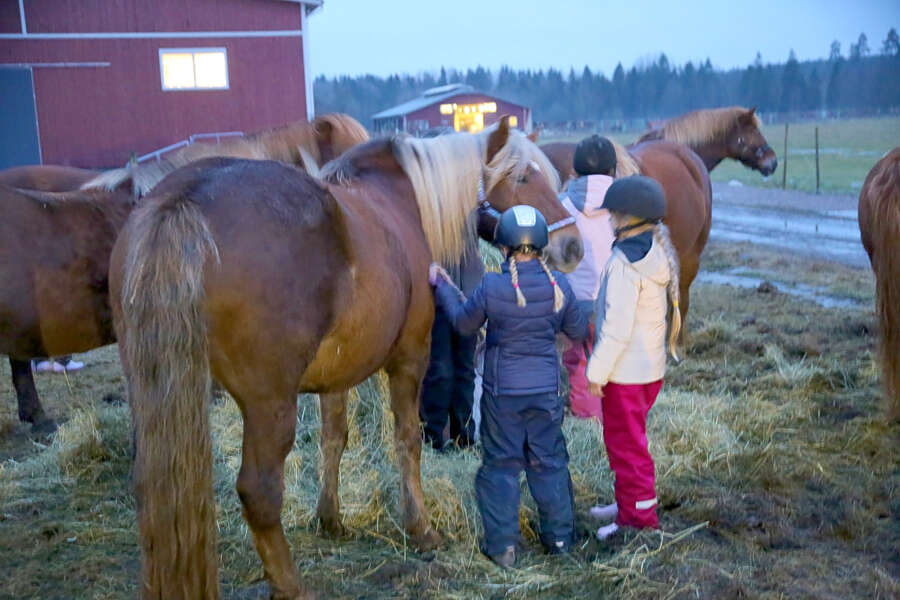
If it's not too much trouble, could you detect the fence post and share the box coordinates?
[815,126,820,194]
[782,123,788,190]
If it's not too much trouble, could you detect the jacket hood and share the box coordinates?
[623,237,670,286]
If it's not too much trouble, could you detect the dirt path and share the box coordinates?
[709,182,868,267]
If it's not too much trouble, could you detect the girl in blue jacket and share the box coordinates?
[429,205,589,567]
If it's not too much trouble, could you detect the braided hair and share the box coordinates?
[508,248,565,313]
[652,223,682,360]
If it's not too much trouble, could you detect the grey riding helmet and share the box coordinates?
[495,205,549,250]
[600,175,666,221]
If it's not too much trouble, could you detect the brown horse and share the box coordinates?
[0,164,99,192]
[0,114,369,434]
[637,106,777,175]
[108,117,581,599]
[858,147,900,420]
[540,137,710,327]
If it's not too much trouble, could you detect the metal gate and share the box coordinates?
[0,67,41,169]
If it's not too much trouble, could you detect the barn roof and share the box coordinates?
[372,84,526,120]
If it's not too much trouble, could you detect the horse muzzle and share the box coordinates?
[546,229,584,273]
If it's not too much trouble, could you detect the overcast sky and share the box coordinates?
[307,0,899,78]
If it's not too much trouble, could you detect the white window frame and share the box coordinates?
[159,47,229,91]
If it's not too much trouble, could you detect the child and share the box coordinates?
[585,175,681,539]
[429,205,589,567]
[559,134,618,419]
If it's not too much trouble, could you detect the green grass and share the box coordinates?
[0,242,897,599]
[541,116,900,195]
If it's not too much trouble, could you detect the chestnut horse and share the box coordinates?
[0,114,369,434]
[858,147,900,420]
[109,118,581,599]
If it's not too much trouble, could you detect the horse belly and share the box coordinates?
[299,266,411,393]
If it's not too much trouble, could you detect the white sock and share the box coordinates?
[597,522,619,540]
[590,502,618,522]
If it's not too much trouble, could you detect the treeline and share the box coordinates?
[314,29,900,127]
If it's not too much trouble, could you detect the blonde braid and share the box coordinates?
[653,223,682,361]
[509,256,528,307]
[537,256,565,313]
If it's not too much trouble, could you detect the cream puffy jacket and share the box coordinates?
[586,238,671,386]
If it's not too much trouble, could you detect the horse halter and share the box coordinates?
[477,169,576,234]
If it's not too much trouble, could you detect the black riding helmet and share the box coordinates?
[495,205,549,250]
[573,134,617,176]
[601,175,666,222]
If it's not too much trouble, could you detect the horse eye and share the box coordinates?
[517,175,529,184]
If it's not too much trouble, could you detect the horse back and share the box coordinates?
[0,164,98,192]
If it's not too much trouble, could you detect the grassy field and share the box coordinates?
[0,242,897,599]
[542,116,900,196]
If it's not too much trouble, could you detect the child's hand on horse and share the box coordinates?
[428,263,450,286]
[589,382,605,398]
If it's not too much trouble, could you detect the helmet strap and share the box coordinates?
[614,219,657,237]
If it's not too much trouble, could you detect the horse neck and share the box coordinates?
[685,138,727,171]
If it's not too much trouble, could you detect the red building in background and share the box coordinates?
[372,84,532,135]
[0,0,322,168]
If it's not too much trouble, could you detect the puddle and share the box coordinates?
[696,268,864,309]
[710,202,868,267]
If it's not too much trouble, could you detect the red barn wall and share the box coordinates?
[0,1,308,167]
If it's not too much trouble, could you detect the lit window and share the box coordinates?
[439,103,454,115]
[160,48,228,91]
[509,115,518,127]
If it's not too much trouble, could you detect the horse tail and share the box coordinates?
[860,150,900,420]
[120,193,220,598]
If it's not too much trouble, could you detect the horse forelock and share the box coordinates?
[482,127,562,193]
[659,106,760,146]
[314,113,370,146]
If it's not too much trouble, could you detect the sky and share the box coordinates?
[306,0,900,79]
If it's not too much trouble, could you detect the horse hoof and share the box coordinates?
[30,418,58,436]
[316,516,346,539]
[411,527,442,551]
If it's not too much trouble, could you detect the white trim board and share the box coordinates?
[0,30,302,40]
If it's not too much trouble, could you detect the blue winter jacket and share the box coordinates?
[434,259,590,397]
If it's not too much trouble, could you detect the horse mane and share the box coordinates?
[80,114,369,197]
[321,125,559,265]
[612,140,641,176]
[638,106,761,147]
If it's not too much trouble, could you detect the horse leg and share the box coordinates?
[386,359,442,550]
[236,397,309,600]
[678,254,700,344]
[9,357,56,434]
[316,391,348,537]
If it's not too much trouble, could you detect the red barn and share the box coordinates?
[372,84,532,135]
[0,0,322,169]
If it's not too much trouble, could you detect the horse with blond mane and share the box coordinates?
[109,117,581,599]
[0,114,369,434]
[858,147,900,420]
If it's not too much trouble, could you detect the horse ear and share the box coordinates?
[527,128,540,143]
[314,117,334,147]
[748,106,757,116]
[487,115,510,162]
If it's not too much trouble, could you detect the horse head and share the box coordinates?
[730,107,777,176]
[478,116,584,272]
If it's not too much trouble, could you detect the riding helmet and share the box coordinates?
[600,175,666,222]
[573,134,617,176]
[495,205,549,250]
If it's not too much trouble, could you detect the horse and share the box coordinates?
[0,114,369,434]
[108,116,582,599]
[636,106,777,175]
[857,147,900,420]
[539,136,709,329]
[0,164,99,192]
